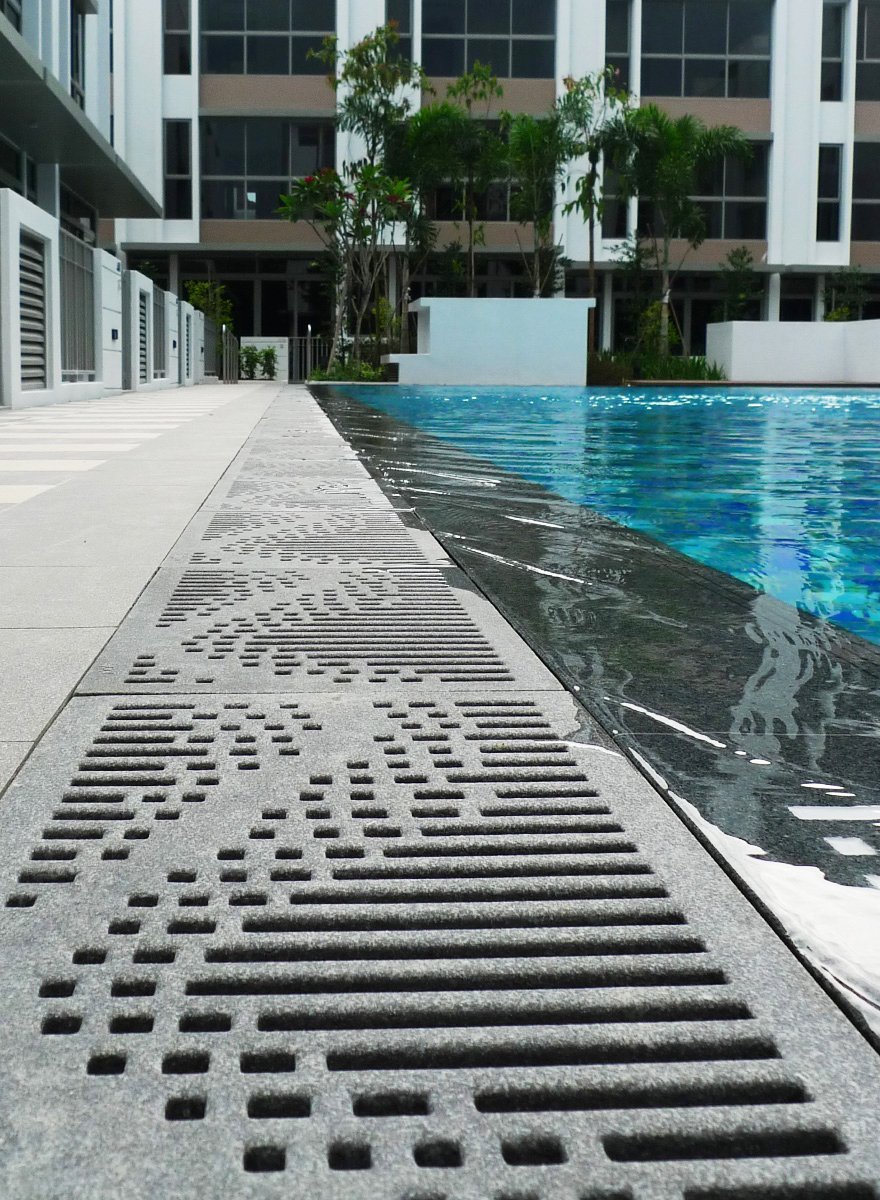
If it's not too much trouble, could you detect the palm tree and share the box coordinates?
[557,68,633,348]
[617,106,752,355]
[503,111,569,297]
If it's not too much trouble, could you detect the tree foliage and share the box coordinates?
[184,280,234,332]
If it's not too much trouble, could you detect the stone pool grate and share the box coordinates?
[0,389,879,1199]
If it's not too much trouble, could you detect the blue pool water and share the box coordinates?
[347,386,880,646]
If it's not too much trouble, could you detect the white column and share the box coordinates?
[766,272,782,321]
[601,272,614,351]
[814,273,826,321]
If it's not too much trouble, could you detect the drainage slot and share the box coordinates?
[604,1128,845,1162]
[247,1093,311,1119]
[501,1134,567,1166]
[353,1091,431,1118]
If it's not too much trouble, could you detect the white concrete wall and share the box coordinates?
[240,338,290,382]
[707,320,880,385]
[98,250,124,391]
[385,298,595,386]
[0,190,62,409]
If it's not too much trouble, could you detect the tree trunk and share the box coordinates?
[327,274,348,370]
[660,267,671,358]
[399,253,411,353]
[587,165,598,353]
[533,231,541,298]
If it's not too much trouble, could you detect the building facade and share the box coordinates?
[0,0,204,406]
[4,0,880,391]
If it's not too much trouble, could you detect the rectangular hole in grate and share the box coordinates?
[247,1093,311,1119]
[604,1128,845,1162]
[243,1145,286,1173]
[179,1011,231,1033]
[502,1134,567,1166]
[165,1096,207,1122]
[476,1078,810,1112]
[684,1188,878,1200]
[109,1014,154,1034]
[414,1139,463,1168]
[39,979,77,998]
[163,1051,210,1075]
[329,1141,371,1171]
[87,1053,126,1076]
[42,1013,82,1035]
[328,1033,776,1072]
[111,978,156,998]
[241,1050,296,1074]
[353,1092,431,1118]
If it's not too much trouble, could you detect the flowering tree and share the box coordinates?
[278,165,411,367]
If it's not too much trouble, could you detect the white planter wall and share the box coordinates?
[385,298,596,387]
[707,320,880,385]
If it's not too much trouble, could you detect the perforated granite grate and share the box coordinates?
[1,389,879,1199]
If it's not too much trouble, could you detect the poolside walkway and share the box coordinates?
[0,382,278,792]
[0,384,879,1198]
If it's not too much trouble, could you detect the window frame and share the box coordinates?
[851,140,880,240]
[420,0,557,80]
[0,0,22,31]
[199,0,335,75]
[163,0,192,75]
[816,144,842,242]
[640,0,773,99]
[164,120,193,221]
[857,0,880,100]
[200,117,335,221]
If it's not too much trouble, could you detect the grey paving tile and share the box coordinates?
[0,627,114,740]
[0,742,31,794]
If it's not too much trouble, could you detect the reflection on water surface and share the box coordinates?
[316,384,880,1041]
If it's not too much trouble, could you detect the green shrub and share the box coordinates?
[588,351,634,386]
[636,354,726,382]
[310,361,388,383]
[259,347,278,380]
[239,344,261,380]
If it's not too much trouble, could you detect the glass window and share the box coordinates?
[422,37,466,74]
[387,0,413,57]
[468,37,510,73]
[469,0,508,34]
[684,58,726,95]
[0,0,23,31]
[202,35,245,72]
[685,2,726,53]
[513,0,555,35]
[642,0,684,54]
[70,2,86,109]
[817,144,841,241]
[853,142,880,197]
[511,38,555,76]
[822,3,844,100]
[690,142,769,239]
[606,0,631,86]
[164,120,192,219]
[857,0,880,98]
[247,35,290,72]
[200,0,334,73]
[422,0,555,78]
[201,0,244,30]
[642,0,772,98]
[728,0,772,53]
[202,118,334,220]
[164,0,191,75]
[247,0,289,30]
[293,0,335,26]
[424,0,466,34]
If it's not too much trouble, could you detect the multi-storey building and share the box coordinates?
[0,0,208,407]
[4,0,880,396]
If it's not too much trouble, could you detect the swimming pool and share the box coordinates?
[341,386,880,647]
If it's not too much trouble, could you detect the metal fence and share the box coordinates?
[290,334,333,382]
[204,316,219,377]
[220,326,239,384]
[60,229,95,382]
[153,289,166,378]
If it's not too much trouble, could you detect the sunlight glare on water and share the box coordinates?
[349,386,880,646]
